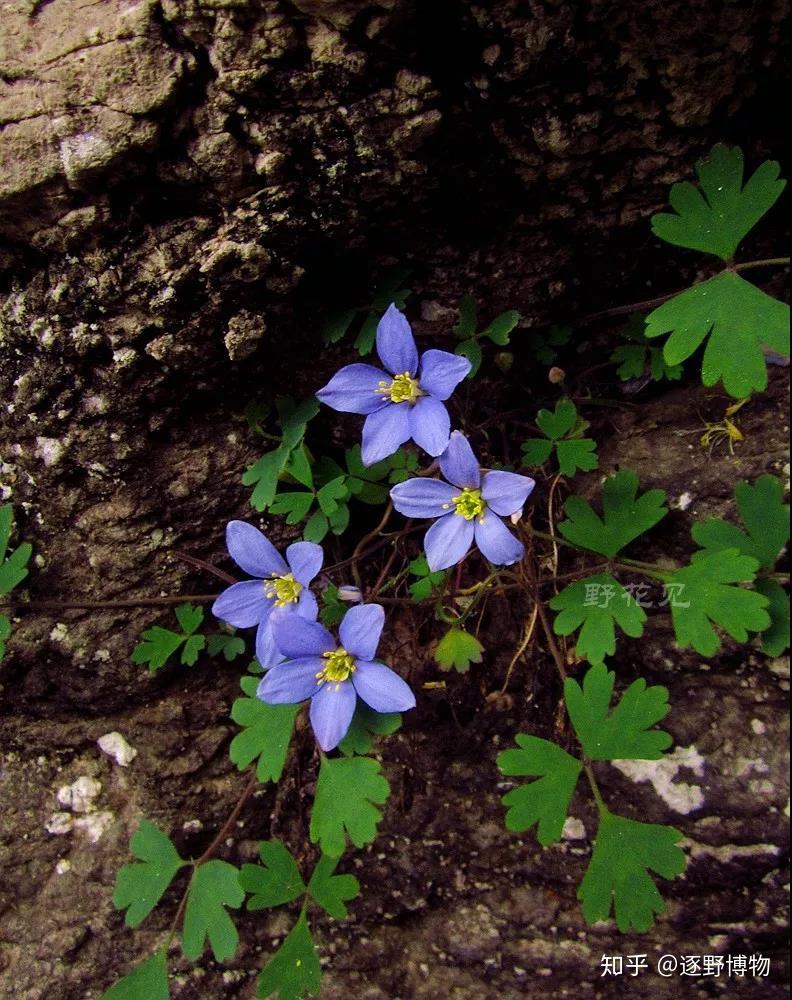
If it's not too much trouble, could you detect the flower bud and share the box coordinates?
[337,584,364,603]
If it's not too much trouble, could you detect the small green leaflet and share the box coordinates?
[755,578,790,656]
[453,295,520,376]
[182,860,245,962]
[521,399,598,476]
[0,503,32,597]
[692,474,789,571]
[240,840,306,910]
[131,603,206,672]
[497,735,582,846]
[257,911,321,1000]
[550,574,647,666]
[531,324,571,365]
[651,144,786,261]
[668,548,770,656]
[206,632,246,662]
[338,702,402,756]
[0,615,10,663]
[564,663,672,760]
[310,756,390,858]
[307,854,360,919]
[243,397,320,511]
[319,584,347,627]
[559,470,667,558]
[408,554,446,602]
[320,306,358,346]
[611,314,682,383]
[100,950,170,1000]
[579,809,686,932]
[230,676,299,783]
[112,819,186,928]
[434,627,484,673]
[645,271,789,398]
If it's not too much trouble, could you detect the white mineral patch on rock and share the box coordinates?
[562,817,586,840]
[35,436,66,467]
[45,812,73,835]
[74,811,114,843]
[612,745,705,814]
[58,775,102,813]
[97,732,137,767]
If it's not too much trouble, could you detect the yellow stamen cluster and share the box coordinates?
[446,486,485,521]
[376,371,422,404]
[316,647,356,690]
[263,572,303,607]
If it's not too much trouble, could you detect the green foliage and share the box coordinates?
[531,324,571,365]
[230,676,300,783]
[651,144,786,261]
[692,475,789,571]
[240,841,306,910]
[182,860,245,962]
[0,503,32,597]
[497,735,582,845]
[112,820,185,928]
[453,294,520,376]
[550,573,647,665]
[310,756,390,858]
[131,603,206,672]
[243,397,320,511]
[434,627,484,673]
[755,577,790,656]
[319,584,347,627]
[206,632,246,662]
[668,549,770,656]
[645,271,789,398]
[0,615,9,663]
[101,950,170,1000]
[307,854,360,919]
[407,554,447,602]
[559,470,667,558]
[564,663,672,760]
[578,809,686,932]
[320,266,412,355]
[339,702,402,756]
[520,399,598,477]
[611,314,683,383]
[257,911,321,1000]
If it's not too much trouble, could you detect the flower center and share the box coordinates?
[451,487,485,521]
[263,572,303,607]
[317,647,356,687]
[376,371,423,404]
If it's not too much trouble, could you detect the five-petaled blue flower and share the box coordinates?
[257,604,416,752]
[212,521,322,668]
[390,431,535,571]
[316,303,471,466]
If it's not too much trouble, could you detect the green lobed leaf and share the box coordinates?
[310,756,390,858]
[434,627,484,673]
[611,344,647,381]
[206,633,246,662]
[645,271,790,398]
[481,309,520,345]
[182,860,245,963]
[321,307,358,346]
[239,840,306,910]
[257,911,322,1000]
[112,820,185,928]
[0,614,10,663]
[407,554,446,603]
[181,633,206,666]
[536,399,578,440]
[692,475,789,571]
[270,491,316,525]
[243,446,292,512]
[230,676,300,782]
[0,503,32,597]
[455,338,482,377]
[285,445,314,489]
[454,294,478,339]
[564,663,672,760]
[555,439,599,477]
[131,626,184,672]
[559,470,668,558]
[338,702,402,756]
[550,574,647,666]
[101,950,170,1000]
[319,584,347,627]
[497,735,583,845]
[755,577,790,656]
[578,809,686,932]
[307,854,360,919]
[651,144,786,261]
[668,548,770,656]
[520,438,554,467]
[303,510,329,542]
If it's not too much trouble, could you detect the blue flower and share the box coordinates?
[390,431,536,571]
[212,521,323,668]
[316,303,471,466]
[257,604,416,751]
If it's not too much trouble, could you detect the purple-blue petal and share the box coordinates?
[389,477,457,519]
[439,431,481,489]
[286,541,324,586]
[474,510,524,565]
[273,615,335,659]
[255,616,283,669]
[480,470,536,517]
[376,303,419,377]
[315,363,390,415]
[361,403,411,466]
[310,681,357,751]
[226,520,288,578]
[352,660,416,712]
[424,512,475,571]
[418,349,472,400]
[257,657,323,704]
[409,396,450,457]
[212,580,271,628]
[297,589,319,622]
[339,603,384,660]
